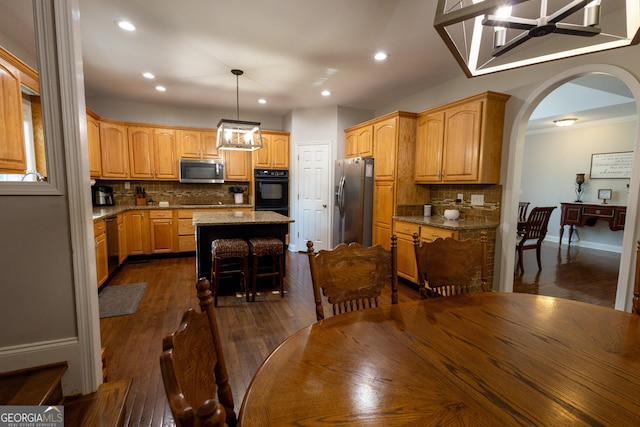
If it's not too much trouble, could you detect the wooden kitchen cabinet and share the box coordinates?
[117,213,127,264]
[393,220,420,282]
[177,129,220,159]
[223,149,251,181]
[87,111,102,178]
[128,126,178,180]
[124,210,150,255]
[253,131,289,169]
[421,225,457,242]
[373,117,397,181]
[344,125,373,158]
[0,55,26,173]
[149,210,175,253]
[100,119,129,179]
[94,220,108,287]
[373,180,395,250]
[414,91,510,184]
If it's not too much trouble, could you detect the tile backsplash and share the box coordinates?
[95,180,252,206]
[397,184,501,222]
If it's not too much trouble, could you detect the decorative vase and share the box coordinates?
[234,193,244,204]
[444,209,460,220]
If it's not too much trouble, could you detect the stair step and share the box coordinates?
[64,378,132,427]
[0,361,68,405]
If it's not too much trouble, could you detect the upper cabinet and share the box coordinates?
[344,125,373,158]
[0,55,26,173]
[99,119,129,179]
[177,129,220,159]
[414,91,510,184]
[87,112,101,178]
[128,126,178,180]
[153,128,178,180]
[253,131,289,169]
[223,150,251,181]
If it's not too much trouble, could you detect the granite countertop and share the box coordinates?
[393,215,499,231]
[92,204,253,220]
[193,210,294,226]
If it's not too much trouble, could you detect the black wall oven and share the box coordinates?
[254,169,289,216]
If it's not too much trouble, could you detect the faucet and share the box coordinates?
[21,170,46,182]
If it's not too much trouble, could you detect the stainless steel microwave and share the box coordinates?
[179,158,224,183]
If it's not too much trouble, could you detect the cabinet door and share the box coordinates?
[356,126,373,157]
[394,221,420,283]
[117,214,127,263]
[100,121,129,178]
[270,134,289,168]
[128,126,155,179]
[94,221,108,287]
[373,117,397,181]
[177,130,202,159]
[154,128,178,179]
[125,210,149,255]
[87,114,102,178]
[372,180,394,249]
[442,100,482,182]
[414,111,445,183]
[224,150,251,181]
[149,211,174,253]
[0,56,26,173]
[253,134,271,168]
[345,129,358,158]
[202,131,220,159]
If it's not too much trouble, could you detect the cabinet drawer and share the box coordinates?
[149,210,173,219]
[94,220,105,236]
[393,221,420,237]
[178,218,195,235]
[421,225,456,242]
[179,235,196,252]
[582,206,614,217]
[178,209,194,219]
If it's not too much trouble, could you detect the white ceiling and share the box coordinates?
[0,0,636,129]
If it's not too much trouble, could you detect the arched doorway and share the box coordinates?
[499,65,640,312]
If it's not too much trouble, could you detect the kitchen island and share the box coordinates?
[193,211,294,282]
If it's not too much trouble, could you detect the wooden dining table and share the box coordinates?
[238,292,640,426]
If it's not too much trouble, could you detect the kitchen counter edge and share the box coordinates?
[93,204,254,221]
[393,215,499,231]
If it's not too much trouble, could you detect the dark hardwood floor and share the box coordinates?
[100,243,620,426]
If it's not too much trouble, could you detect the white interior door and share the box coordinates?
[297,143,330,251]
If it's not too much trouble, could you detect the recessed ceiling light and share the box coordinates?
[115,20,136,32]
[553,118,578,127]
[321,90,331,97]
[155,86,166,92]
[374,52,388,61]
[258,98,267,104]
[142,72,155,79]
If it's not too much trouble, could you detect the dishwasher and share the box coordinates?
[105,216,119,275]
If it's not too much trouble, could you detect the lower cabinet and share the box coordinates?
[149,210,176,253]
[94,220,108,287]
[124,210,150,255]
[393,220,458,284]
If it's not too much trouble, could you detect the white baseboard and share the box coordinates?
[545,236,622,254]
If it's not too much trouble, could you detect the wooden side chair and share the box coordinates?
[515,206,556,274]
[412,231,488,298]
[517,202,530,236]
[160,278,237,427]
[305,236,398,321]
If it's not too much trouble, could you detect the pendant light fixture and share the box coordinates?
[434,0,640,77]
[216,69,263,151]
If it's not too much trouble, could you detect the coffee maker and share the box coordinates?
[92,185,114,207]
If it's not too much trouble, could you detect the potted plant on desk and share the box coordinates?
[229,186,246,204]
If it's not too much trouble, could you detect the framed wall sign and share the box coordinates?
[598,188,612,203]
[590,151,633,179]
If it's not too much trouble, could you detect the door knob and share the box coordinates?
[323,204,327,208]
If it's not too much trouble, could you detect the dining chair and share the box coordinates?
[515,206,557,274]
[412,231,488,298]
[517,202,530,236]
[305,235,398,321]
[160,278,237,427]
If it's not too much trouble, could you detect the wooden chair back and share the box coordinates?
[160,278,236,427]
[412,231,488,298]
[518,202,530,222]
[515,206,556,273]
[306,236,398,321]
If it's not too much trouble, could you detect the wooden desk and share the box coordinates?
[559,202,626,246]
[193,211,293,282]
[239,293,640,426]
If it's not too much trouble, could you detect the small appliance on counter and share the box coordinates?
[92,185,114,207]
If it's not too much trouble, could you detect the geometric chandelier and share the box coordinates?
[434,0,640,77]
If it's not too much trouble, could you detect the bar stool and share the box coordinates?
[248,237,285,302]
[211,238,250,306]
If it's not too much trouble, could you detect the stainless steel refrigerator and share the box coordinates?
[333,157,374,247]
